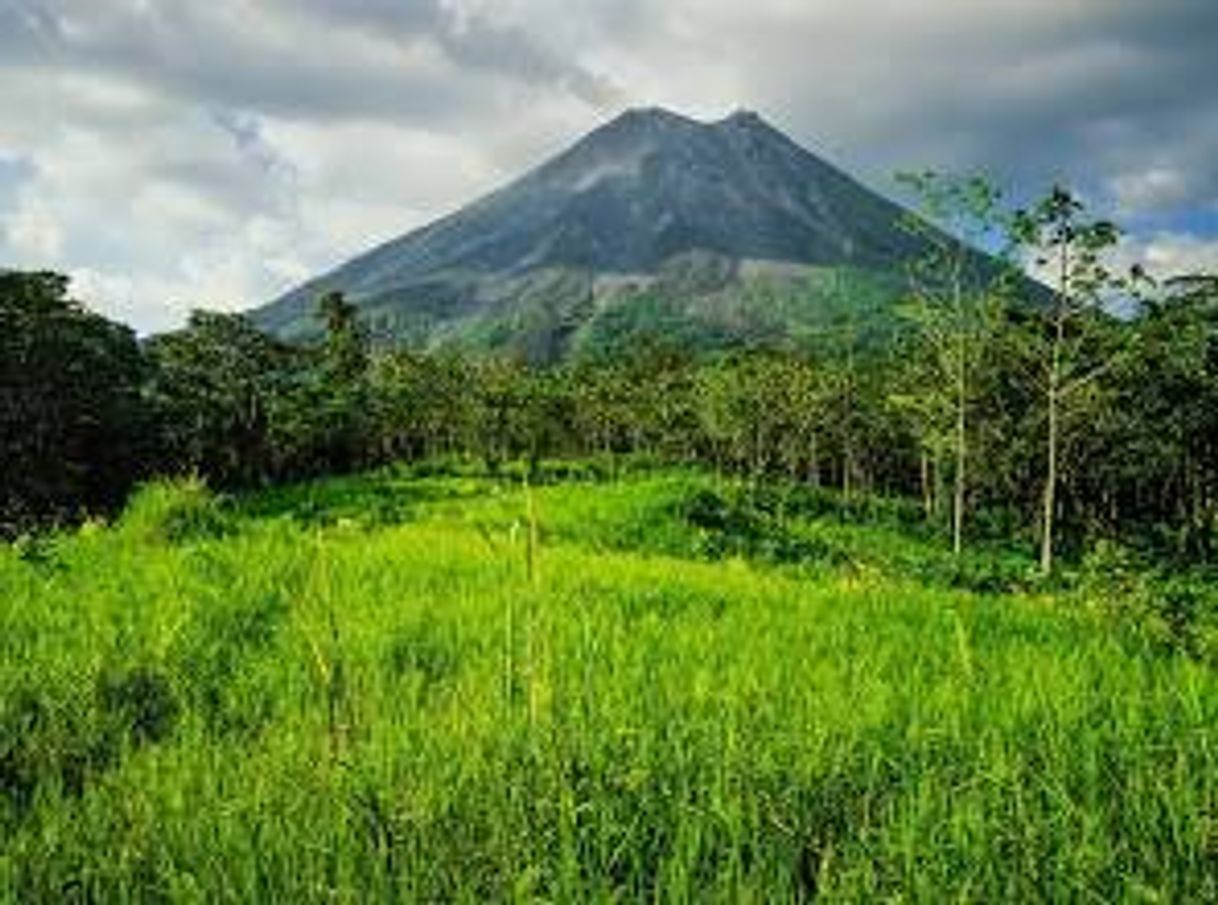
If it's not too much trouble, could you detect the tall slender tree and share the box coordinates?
[1011,187,1129,573]
[896,172,1012,554]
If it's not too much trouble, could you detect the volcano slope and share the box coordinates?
[253,108,993,361]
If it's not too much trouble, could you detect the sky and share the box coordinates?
[1,0,1217,333]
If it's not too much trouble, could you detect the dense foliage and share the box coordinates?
[0,272,148,535]
[2,183,1217,569]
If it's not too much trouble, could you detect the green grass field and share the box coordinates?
[4,465,1218,901]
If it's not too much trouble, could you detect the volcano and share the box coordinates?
[253,107,974,360]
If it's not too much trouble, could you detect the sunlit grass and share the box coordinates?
[3,467,1217,900]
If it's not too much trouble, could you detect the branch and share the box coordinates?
[1059,341,1137,399]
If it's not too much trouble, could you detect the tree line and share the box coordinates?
[3,180,1216,570]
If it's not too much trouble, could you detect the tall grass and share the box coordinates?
[3,469,1217,900]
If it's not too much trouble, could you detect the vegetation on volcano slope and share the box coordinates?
[5,466,1218,901]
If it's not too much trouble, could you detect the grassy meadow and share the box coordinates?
[4,463,1218,901]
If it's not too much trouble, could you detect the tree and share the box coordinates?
[472,357,533,471]
[772,356,827,486]
[1094,273,1218,557]
[309,292,372,473]
[1011,187,1132,573]
[0,271,148,533]
[145,310,290,487]
[318,291,368,382]
[896,171,1012,554]
[888,335,952,522]
[570,361,633,464]
[694,357,753,479]
[806,270,870,499]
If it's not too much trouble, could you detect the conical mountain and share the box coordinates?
[253,108,967,360]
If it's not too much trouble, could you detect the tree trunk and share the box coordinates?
[1041,293,1065,575]
[1041,378,1059,575]
[953,332,967,556]
[809,432,821,488]
[1040,234,1074,576]
[932,446,944,520]
[921,448,932,520]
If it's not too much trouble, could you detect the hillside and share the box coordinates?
[252,108,983,360]
[5,464,1218,899]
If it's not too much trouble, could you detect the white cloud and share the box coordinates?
[1118,233,1218,282]
[1111,168,1194,213]
[0,0,1216,331]
[4,196,63,261]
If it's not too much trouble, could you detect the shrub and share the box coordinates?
[676,486,846,566]
[1079,540,1218,661]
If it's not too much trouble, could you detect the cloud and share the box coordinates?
[1117,233,1218,283]
[0,153,35,211]
[302,0,629,109]
[0,0,1215,331]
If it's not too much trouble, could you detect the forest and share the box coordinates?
[4,182,1217,573]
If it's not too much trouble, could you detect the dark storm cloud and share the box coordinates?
[298,0,628,109]
[712,0,1218,220]
[0,1,483,125]
[1,0,624,123]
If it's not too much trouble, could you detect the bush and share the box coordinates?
[1079,540,1218,661]
[676,486,846,566]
